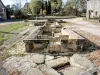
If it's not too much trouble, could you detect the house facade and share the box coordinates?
[24,3,30,13]
[0,0,7,19]
[87,0,100,19]
[23,3,31,14]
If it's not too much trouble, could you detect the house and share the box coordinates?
[0,0,7,19]
[23,3,31,14]
[87,0,100,19]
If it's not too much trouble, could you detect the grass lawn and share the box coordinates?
[0,22,28,41]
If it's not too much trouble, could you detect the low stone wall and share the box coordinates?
[67,39,87,52]
[48,44,62,53]
[53,28,62,33]
[34,22,45,26]
[24,22,92,53]
[24,40,49,53]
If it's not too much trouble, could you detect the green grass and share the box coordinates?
[0,22,28,41]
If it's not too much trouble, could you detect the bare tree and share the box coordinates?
[67,0,87,16]
[11,0,24,9]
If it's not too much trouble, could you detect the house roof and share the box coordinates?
[0,0,6,8]
[24,3,30,9]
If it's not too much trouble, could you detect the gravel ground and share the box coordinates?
[63,18,100,48]
[64,18,100,36]
[7,36,26,55]
[0,61,7,75]
[73,30,100,47]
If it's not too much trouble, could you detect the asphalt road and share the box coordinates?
[0,20,23,26]
[0,19,47,26]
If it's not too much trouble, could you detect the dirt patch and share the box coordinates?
[74,30,100,48]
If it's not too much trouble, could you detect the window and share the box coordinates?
[0,9,1,12]
[0,9,3,12]
[95,1,99,8]
[1,9,3,12]
[89,3,91,9]
[88,2,92,9]
[95,11,98,15]
[4,9,6,12]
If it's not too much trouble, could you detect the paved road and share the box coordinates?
[0,22,23,26]
[63,18,100,36]
[0,19,23,26]
[0,20,47,26]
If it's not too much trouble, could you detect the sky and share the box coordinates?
[2,0,31,6]
[1,0,67,7]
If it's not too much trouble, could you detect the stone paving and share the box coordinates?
[1,53,100,75]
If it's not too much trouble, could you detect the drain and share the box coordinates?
[53,63,70,71]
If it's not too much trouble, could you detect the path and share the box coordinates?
[6,26,41,55]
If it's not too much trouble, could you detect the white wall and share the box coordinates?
[87,0,100,19]
[0,1,7,19]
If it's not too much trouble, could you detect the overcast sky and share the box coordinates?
[2,0,67,7]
